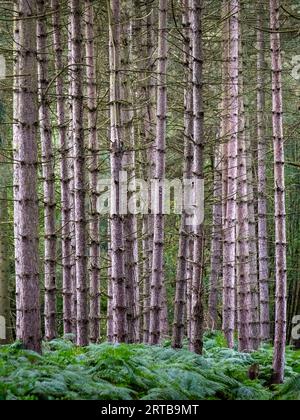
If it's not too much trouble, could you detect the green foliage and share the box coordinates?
[0,334,299,400]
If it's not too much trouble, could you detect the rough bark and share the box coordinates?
[15,0,41,352]
[107,224,114,342]
[257,2,270,342]
[70,0,89,346]
[67,18,77,338]
[172,0,193,349]
[121,0,140,343]
[246,130,260,351]
[149,0,168,346]
[51,0,72,336]
[37,0,57,341]
[109,0,127,343]
[222,0,239,349]
[189,0,204,355]
[142,3,156,344]
[13,3,21,338]
[236,63,251,352]
[85,0,100,344]
[270,0,287,384]
[209,138,222,331]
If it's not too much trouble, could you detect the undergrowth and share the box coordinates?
[0,332,299,400]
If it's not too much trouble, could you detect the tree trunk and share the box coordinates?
[209,138,222,331]
[257,1,270,342]
[222,0,239,349]
[67,19,77,338]
[246,129,260,351]
[70,0,89,346]
[172,0,193,349]
[15,0,41,353]
[13,2,21,339]
[107,223,114,342]
[141,3,156,344]
[189,0,204,355]
[270,0,287,384]
[85,0,100,344]
[37,0,57,341]
[51,0,72,336]
[236,63,251,352]
[109,0,127,343]
[121,0,140,343]
[149,0,168,346]
[160,283,169,340]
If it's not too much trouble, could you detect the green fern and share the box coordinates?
[0,335,299,400]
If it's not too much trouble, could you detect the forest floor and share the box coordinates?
[0,332,299,400]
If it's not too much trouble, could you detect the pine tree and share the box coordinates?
[70,0,89,346]
[14,0,41,352]
[149,0,168,345]
[270,0,287,384]
[37,0,57,341]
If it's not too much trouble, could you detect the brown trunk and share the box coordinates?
[209,138,222,330]
[85,0,100,344]
[15,0,41,353]
[13,2,21,339]
[236,60,251,352]
[189,0,204,355]
[270,0,287,384]
[109,0,127,343]
[257,1,270,342]
[51,0,72,336]
[37,0,57,341]
[149,0,168,345]
[141,3,157,344]
[222,0,239,349]
[70,0,89,346]
[172,0,193,349]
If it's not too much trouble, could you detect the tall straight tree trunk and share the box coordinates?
[67,18,77,338]
[223,0,239,349]
[121,0,140,343]
[220,0,230,336]
[70,0,89,346]
[236,63,251,352]
[107,224,114,342]
[246,130,260,350]
[142,3,156,344]
[13,3,21,338]
[221,0,230,249]
[15,0,41,352]
[172,0,193,349]
[109,0,127,343]
[257,2,270,342]
[208,138,222,330]
[37,0,57,341]
[85,0,100,344]
[189,0,204,355]
[149,0,168,346]
[51,0,72,335]
[270,0,287,384]
[160,283,169,339]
